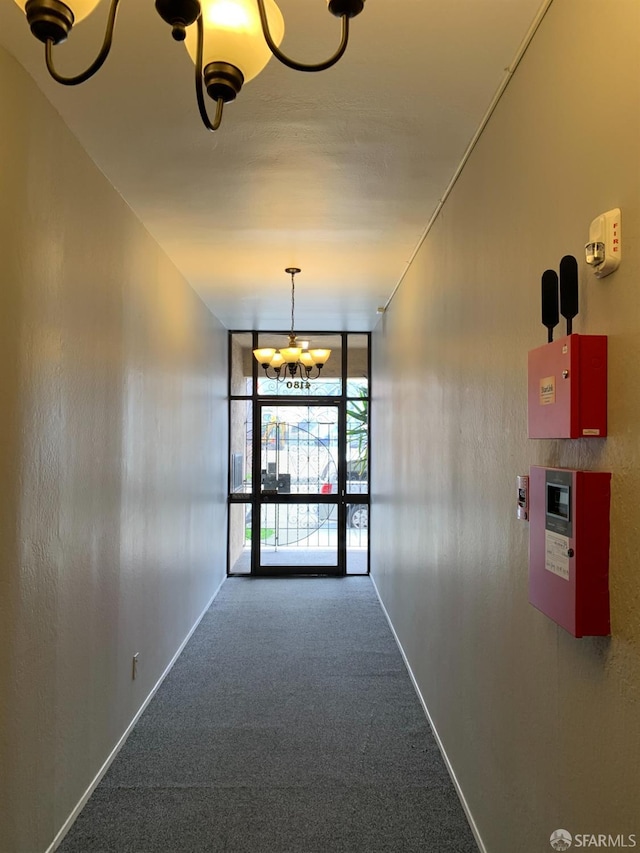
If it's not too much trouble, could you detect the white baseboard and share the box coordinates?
[45,575,227,853]
[369,574,488,853]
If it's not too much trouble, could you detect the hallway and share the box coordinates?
[58,578,478,852]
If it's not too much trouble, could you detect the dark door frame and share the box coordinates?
[252,399,343,576]
[227,331,370,577]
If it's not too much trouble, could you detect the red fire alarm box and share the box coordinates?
[527,334,607,438]
[528,466,611,637]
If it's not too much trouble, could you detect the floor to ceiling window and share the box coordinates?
[228,332,370,576]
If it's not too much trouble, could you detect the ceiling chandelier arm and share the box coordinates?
[194,11,224,131]
[43,0,122,86]
[255,0,350,73]
[196,90,224,131]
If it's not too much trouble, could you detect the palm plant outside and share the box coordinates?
[346,385,368,478]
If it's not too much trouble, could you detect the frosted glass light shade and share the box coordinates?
[270,353,285,369]
[14,0,101,24]
[309,348,331,365]
[185,0,284,84]
[280,347,302,363]
[253,347,276,364]
[299,352,316,367]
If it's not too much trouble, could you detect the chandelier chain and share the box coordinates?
[290,270,296,341]
[252,266,330,381]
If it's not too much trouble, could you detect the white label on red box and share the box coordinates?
[539,376,556,406]
[545,531,570,580]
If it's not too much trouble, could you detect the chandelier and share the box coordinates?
[253,268,331,381]
[14,0,367,132]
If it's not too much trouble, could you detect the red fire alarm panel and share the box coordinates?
[527,334,607,438]
[528,466,611,637]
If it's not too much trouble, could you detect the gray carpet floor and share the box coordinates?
[58,578,479,853]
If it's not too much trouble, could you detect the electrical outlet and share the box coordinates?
[132,653,139,680]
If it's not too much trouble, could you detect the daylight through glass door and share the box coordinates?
[228,332,370,576]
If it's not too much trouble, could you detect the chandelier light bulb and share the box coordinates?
[185,0,285,85]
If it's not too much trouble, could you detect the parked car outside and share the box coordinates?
[320,461,369,529]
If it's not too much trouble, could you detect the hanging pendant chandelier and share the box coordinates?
[253,268,331,381]
[13,0,366,132]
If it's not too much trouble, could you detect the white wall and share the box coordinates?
[0,48,228,853]
[371,2,640,851]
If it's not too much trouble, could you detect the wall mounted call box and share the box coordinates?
[527,334,607,438]
[528,466,611,637]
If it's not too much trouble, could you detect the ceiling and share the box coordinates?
[0,0,547,331]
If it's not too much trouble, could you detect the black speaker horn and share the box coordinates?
[559,255,579,336]
[541,269,559,343]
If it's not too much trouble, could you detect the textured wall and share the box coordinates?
[0,49,228,853]
[371,2,640,851]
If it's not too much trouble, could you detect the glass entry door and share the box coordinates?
[256,403,341,575]
[227,331,370,577]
